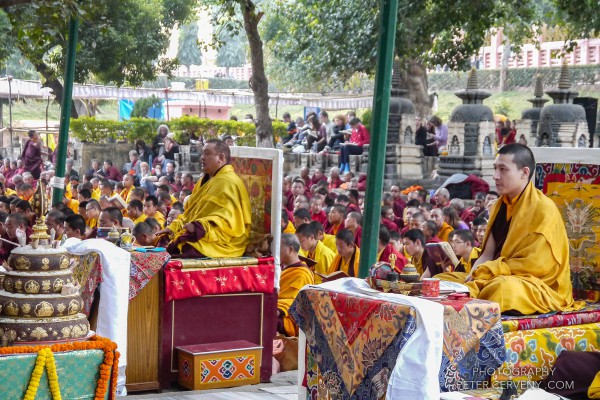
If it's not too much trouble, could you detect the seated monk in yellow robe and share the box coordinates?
[329,229,360,277]
[132,221,170,248]
[158,140,251,258]
[296,223,335,284]
[436,144,582,315]
[278,233,315,336]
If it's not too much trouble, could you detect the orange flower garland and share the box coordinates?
[0,335,119,400]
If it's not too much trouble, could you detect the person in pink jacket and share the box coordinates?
[339,117,370,173]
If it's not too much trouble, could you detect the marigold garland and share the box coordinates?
[0,335,118,400]
[23,348,62,400]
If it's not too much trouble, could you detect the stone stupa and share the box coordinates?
[519,74,549,146]
[537,62,589,147]
[437,69,495,180]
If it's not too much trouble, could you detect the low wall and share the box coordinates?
[72,141,134,178]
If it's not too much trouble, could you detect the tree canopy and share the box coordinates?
[264,0,543,93]
[215,26,247,74]
[201,0,273,147]
[177,22,202,73]
[2,0,196,113]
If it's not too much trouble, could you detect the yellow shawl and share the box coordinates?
[322,233,337,254]
[329,246,360,277]
[168,164,251,258]
[278,263,314,336]
[468,181,582,314]
[283,221,296,234]
[300,240,336,283]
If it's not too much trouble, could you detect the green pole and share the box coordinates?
[52,16,79,204]
[358,0,399,278]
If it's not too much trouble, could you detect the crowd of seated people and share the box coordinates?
[0,121,575,343]
[277,143,578,337]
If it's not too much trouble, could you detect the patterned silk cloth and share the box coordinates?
[163,257,276,301]
[291,289,506,398]
[437,297,506,391]
[72,250,171,315]
[535,162,600,302]
[290,289,418,399]
[128,251,170,299]
[494,322,600,383]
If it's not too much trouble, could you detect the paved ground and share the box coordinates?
[128,371,298,400]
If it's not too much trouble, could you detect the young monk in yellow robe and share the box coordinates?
[278,233,315,336]
[437,144,582,315]
[158,140,251,258]
[329,229,360,277]
[296,223,335,284]
[431,208,453,242]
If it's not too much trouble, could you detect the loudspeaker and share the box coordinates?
[574,97,598,147]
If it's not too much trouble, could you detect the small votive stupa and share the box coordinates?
[537,62,589,147]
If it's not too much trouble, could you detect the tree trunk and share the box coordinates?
[400,61,434,119]
[241,0,273,148]
[500,41,511,92]
[225,66,230,78]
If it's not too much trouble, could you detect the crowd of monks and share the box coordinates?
[0,138,579,338]
[280,143,580,334]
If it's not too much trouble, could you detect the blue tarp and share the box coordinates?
[119,99,165,121]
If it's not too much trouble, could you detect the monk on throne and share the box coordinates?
[436,143,582,315]
[158,139,252,258]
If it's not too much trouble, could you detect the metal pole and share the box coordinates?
[358,0,399,278]
[164,88,170,121]
[7,75,13,158]
[52,16,79,204]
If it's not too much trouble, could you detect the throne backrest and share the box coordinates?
[230,146,283,266]
[533,147,600,302]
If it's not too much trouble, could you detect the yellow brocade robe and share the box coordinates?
[148,211,165,228]
[466,181,582,314]
[91,188,101,200]
[120,188,132,203]
[283,221,296,234]
[329,247,360,277]
[278,263,314,336]
[299,241,336,284]
[132,214,147,225]
[438,222,453,242]
[435,247,481,283]
[589,371,600,398]
[167,164,251,258]
[322,233,337,254]
[67,198,79,214]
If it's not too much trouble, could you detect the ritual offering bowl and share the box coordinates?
[399,263,420,283]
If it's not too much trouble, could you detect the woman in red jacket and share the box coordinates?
[339,117,370,173]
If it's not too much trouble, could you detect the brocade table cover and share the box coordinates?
[72,250,171,316]
[128,251,170,299]
[291,290,506,398]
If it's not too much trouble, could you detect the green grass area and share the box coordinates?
[0,99,119,128]
[2,90,597,128]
